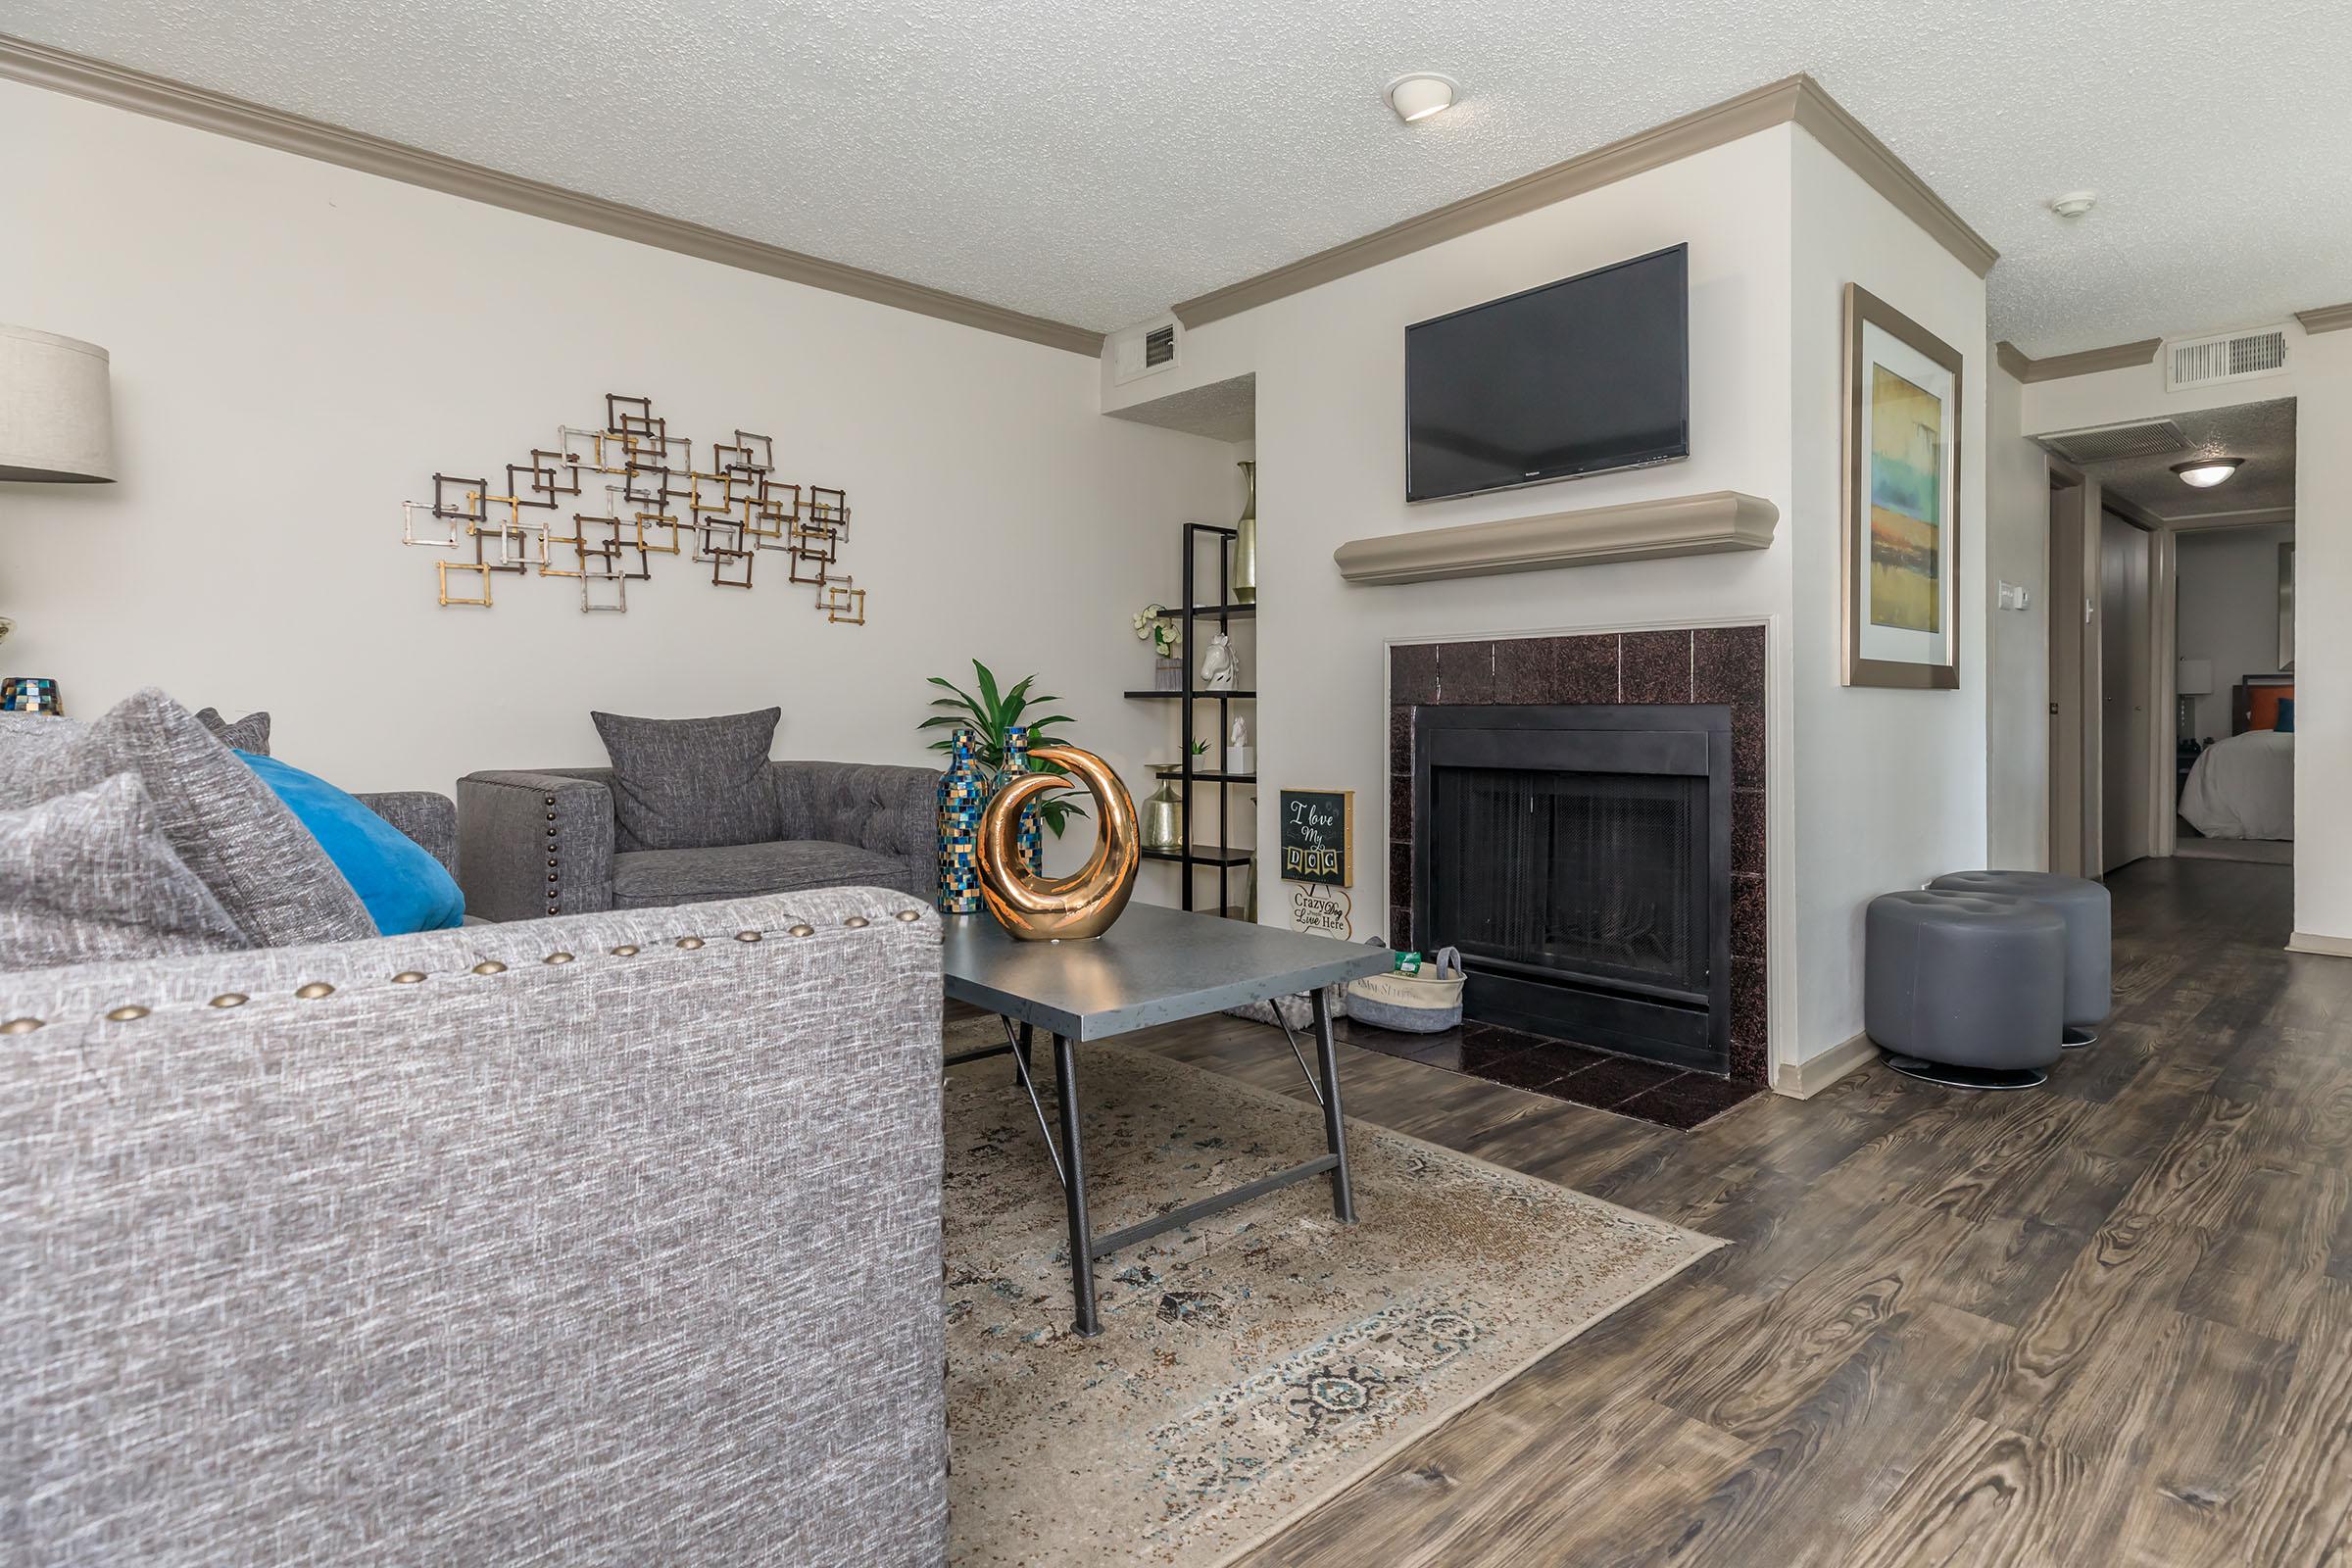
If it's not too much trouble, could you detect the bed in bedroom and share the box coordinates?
[2180,674,2293,841]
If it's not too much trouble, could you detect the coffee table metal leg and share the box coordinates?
[1015,1020,1033,1085]
[1051,1032,1101,1337]
[1310,989,1356,1225]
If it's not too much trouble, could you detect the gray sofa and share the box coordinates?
[2,884,949,1564]
[458,760,939,922]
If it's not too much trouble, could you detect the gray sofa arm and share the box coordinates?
[0,888,948,1565]
[356,790,459,877]
[773,760,940,903]
[458,768,616,922]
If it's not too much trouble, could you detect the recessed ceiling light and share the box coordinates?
[2048,190,2098,218]
[2172,458,2244,488]
[1386,74,1458,124]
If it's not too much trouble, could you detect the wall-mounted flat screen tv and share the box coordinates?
[1405,243,1690,503]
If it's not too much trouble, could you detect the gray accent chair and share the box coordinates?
[2,884,949,1564]
[458,760,938,923]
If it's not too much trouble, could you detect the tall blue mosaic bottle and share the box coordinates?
[999,724,1045,876]
[936,726,985,914]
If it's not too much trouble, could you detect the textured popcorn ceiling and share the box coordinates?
[11,0,2349,348]
[2062,398,2297,522]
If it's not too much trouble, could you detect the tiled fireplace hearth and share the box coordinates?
[1382,625,1768,1123]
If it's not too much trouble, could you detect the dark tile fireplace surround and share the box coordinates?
[1375,625,1769,1128]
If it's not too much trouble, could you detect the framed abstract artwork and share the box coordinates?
[1841,284,1963,689]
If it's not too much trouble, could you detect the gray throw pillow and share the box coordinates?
[0,687,376,948]
[195,706,272,755]
[0,771,252,969]
[591,707,782,852]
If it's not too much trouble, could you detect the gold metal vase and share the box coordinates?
[976,745,1141,940]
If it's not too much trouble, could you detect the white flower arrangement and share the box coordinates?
[1131,604,1183,659]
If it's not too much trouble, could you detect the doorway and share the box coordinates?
[2034,396,2296,881]
[2099,511,2155,873]
[2046,470,2093,877]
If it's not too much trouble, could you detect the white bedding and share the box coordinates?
[2180,728,2294,841]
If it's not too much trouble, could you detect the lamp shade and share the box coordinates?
[2176,658,2215,697]
[0,324,116,483]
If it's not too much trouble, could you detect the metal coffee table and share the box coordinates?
[941,904,1393,1336]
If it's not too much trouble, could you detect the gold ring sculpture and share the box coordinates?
[975,745,1140,941]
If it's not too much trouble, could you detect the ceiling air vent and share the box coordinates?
[2167,325,2289,392]
[1111,316,1180,385]
[2038,419,2189,466]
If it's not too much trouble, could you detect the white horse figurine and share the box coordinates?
[1199,633,1241,691]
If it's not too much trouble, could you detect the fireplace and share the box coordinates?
[1410,705,1733,1074]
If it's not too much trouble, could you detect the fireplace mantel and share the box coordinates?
[1334,490,1778,586]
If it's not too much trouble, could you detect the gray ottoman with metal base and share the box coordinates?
[1928,870,2111,1048]
[1867,890,2067,1090]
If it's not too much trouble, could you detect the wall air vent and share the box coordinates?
[1110,316,1180,385]
[2037,419,2189,466]
[2167,325,2289,391]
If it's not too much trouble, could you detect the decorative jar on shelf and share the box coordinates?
[1232,460,1257,605]
[1142,779,1184,852]
[1153,654,1185,691]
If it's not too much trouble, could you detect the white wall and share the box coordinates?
[1985,360,2051,867]
[1119,122,1992,1073]
[0,80,1242,887]
[1787,129,1990,1061]
[2020,327,2352,946]
[2177,523,2294,739]
[1201,125,1796,1029]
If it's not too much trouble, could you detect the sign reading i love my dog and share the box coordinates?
[1277,788,1353,887]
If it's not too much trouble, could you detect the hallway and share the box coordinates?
[1144,857,2352,1565]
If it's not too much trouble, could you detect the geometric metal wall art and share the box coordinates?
[402,393,863,623]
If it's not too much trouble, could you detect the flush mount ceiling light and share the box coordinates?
[1386,74,1458,123]
[2048,190,2098,218]
[2172,458,2244,488]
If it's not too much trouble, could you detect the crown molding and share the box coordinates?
[1173,73,1996,330]
[1786,78,1999,280]
[1992,337,2162,383]
[2295,302,2352,335]
[0,32,1103,359]
[2169,505,2295,531]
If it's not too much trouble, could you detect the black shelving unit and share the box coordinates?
[1126,522,1254,916]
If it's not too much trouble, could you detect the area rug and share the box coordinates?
[941,1019,1721,1567]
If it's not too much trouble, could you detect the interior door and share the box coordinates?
[2049,484,2088,876]
[2100,512,2152,872]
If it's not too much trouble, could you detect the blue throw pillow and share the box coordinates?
[235,752,465,934]
[2276,698,2295,733]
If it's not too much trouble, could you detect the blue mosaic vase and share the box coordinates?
[936,726,986,914]
[998,724,1045,876]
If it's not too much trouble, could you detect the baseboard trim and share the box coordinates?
[2287,932,2352,959]
[1774,1031,1879,1099]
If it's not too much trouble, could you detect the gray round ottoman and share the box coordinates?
[1928,870,2111,1048]
[1867,890,2066,1090]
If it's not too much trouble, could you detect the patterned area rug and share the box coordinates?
[942,1019,1721,1566]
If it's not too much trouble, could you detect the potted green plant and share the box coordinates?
[919,661,1086,838]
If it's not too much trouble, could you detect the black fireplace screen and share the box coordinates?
[1428,765,1705,996]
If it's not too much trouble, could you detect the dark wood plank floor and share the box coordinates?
[1133,857,2352,1567]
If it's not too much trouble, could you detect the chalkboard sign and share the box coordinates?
[1277,788,1354,887]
